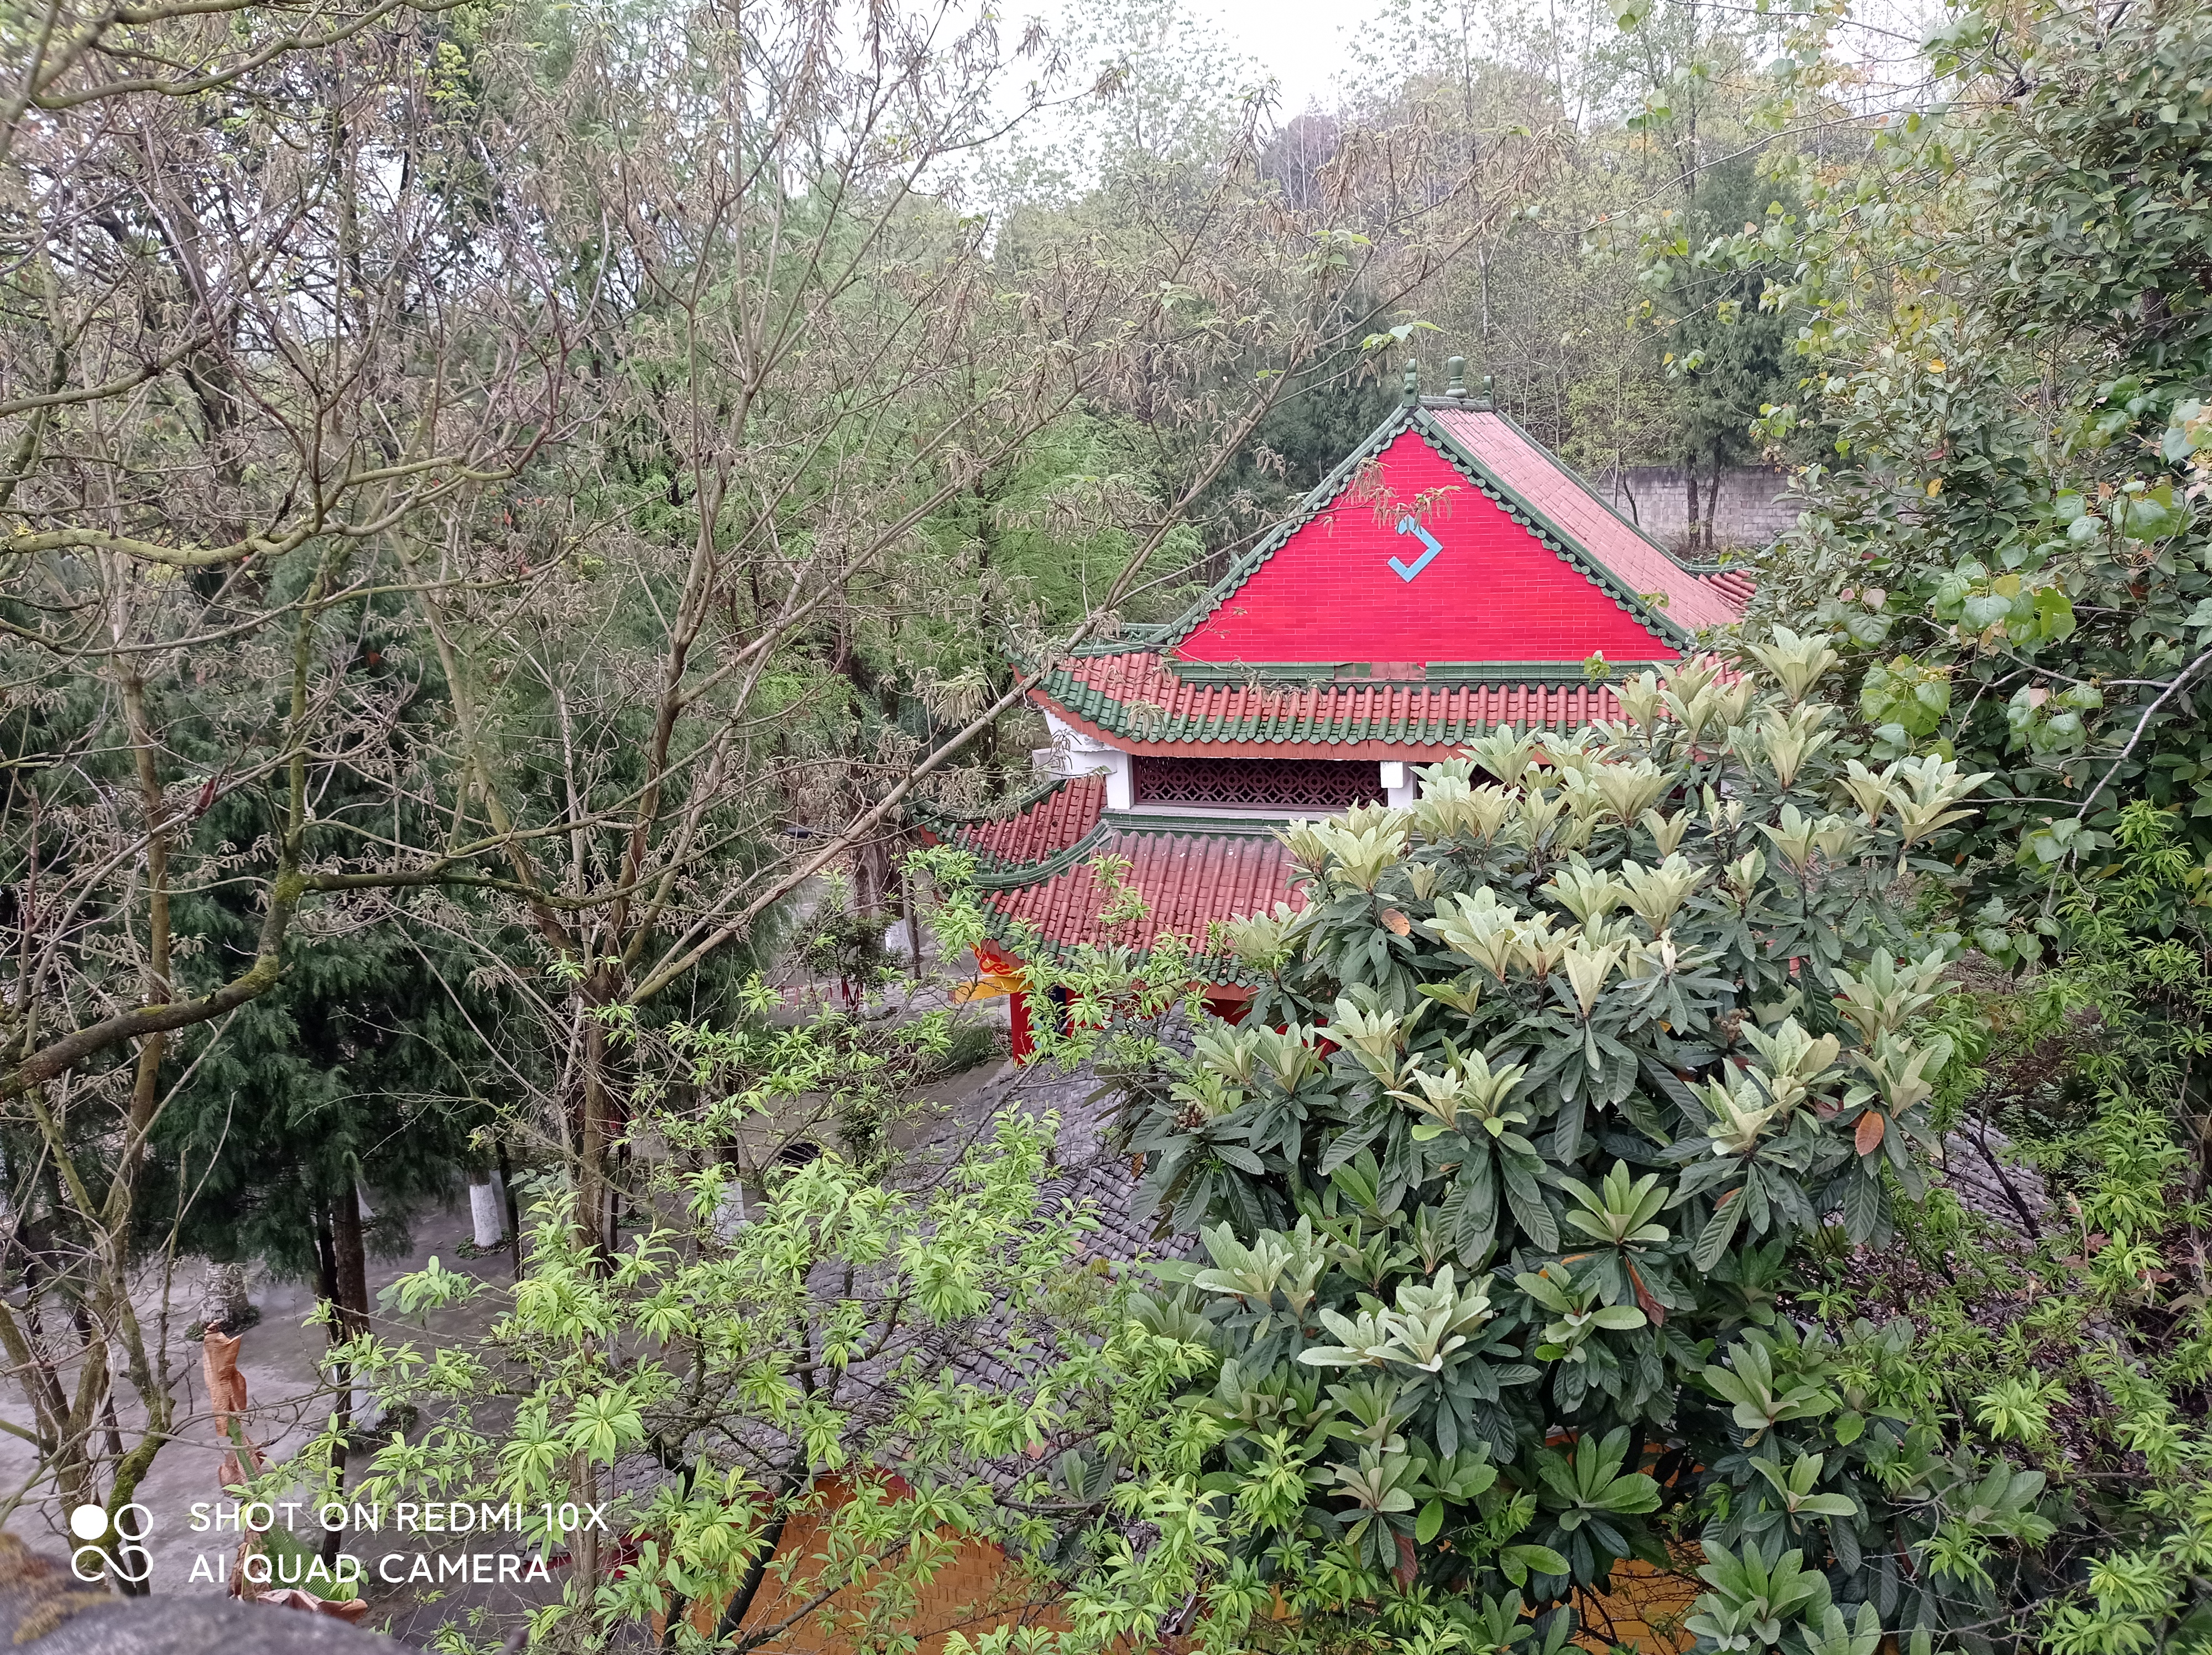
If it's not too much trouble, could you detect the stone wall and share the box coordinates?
[1590,464,1801,555]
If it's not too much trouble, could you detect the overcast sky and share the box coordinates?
[1037,0,1944,123]
[1176,0,1395,112]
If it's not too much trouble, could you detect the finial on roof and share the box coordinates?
[1445,356,1467,398]
[1477,373,1495,410]
[1402,359,1419,407]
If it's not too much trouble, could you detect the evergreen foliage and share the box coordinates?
[1740,0,2212,925]
[137,680,504,1292]
[1641,154,1799,551]
[1085,645,2038,1649]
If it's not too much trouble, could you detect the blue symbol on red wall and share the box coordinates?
[1390,515,1444,581]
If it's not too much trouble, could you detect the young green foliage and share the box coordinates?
[316,1007,1224,1654]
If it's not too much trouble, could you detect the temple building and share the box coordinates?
[926,363,1754,1055]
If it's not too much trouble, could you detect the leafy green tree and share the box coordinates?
[1191,342,1400,556]
[1740,0,2212,933]
[1641,154,1799,552]
[1325,0,1798,487]
[325,1000,1223,1653]
[1771,800,2212,1653]
[1053,642,2070,1649]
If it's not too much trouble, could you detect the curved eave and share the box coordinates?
[1029,673,1626,756]
[973,900,1264,988]
[907,768,1079,835]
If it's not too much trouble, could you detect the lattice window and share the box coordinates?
[1131,756,1385,810]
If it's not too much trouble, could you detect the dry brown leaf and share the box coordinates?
[1855,1111,1887,1156]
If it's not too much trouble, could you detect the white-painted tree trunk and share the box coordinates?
[197,1260,252,1333]
[469,1175,507,1247]
[712,1178,748,1239]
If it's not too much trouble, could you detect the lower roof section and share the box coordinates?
[937,774,1107,869]
[915,777,1297,976]
[1037,651,1626,756]
[983,819,1300,974]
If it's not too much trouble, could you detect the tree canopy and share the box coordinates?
[9,0,2212,1651]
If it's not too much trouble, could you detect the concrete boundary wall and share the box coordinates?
[1590,465,1799,555]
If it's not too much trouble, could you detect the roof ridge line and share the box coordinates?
[907,767,1084,832]
[1030,659,1626,748]
[1151,405,1420,652]
[1475,405,1761,579]
[1102,809,1298,837]
[967,813,1116,890]
[974,904,1254,982]
[1410,408,1693,649]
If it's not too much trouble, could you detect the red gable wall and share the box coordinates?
[1174,429,1677,665]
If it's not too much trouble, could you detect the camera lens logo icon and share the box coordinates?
[69,1503,152,1584]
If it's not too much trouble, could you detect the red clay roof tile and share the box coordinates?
[1037,653,1624,754]
[952,776,1107,866]
[986,826,1300,957]
[1703,569,1758,606]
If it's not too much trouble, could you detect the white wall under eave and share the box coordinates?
[1041,710,1133,809]
[1040,710,1425,816]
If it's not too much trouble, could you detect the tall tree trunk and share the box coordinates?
[313,1204,340,1326]
[10,1208,78,1490]
[497,1138,524,1284]
[610,1139,629,1254]
[853,836,889,924]
[1684,465,1700,554]
[326,1182,369,1549]
[311,1198,350,1563]
[1704,460,1723,554]
[1477,243,1491,352]
[117,669,170,1216]
[897,855,921,976]
[578,1010,609,1260]
[715,1467,813,1644]
[331,1185,369,1341]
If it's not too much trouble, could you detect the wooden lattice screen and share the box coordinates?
[1130,756,1385,810]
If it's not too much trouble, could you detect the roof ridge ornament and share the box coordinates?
[1436,357,1494,410]
[1401,358,1419,407]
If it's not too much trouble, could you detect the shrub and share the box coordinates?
[1117,643,2017,1647]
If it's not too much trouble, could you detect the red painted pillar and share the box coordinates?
[974,941,1034,1064]
[1200,985,1255,1024]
